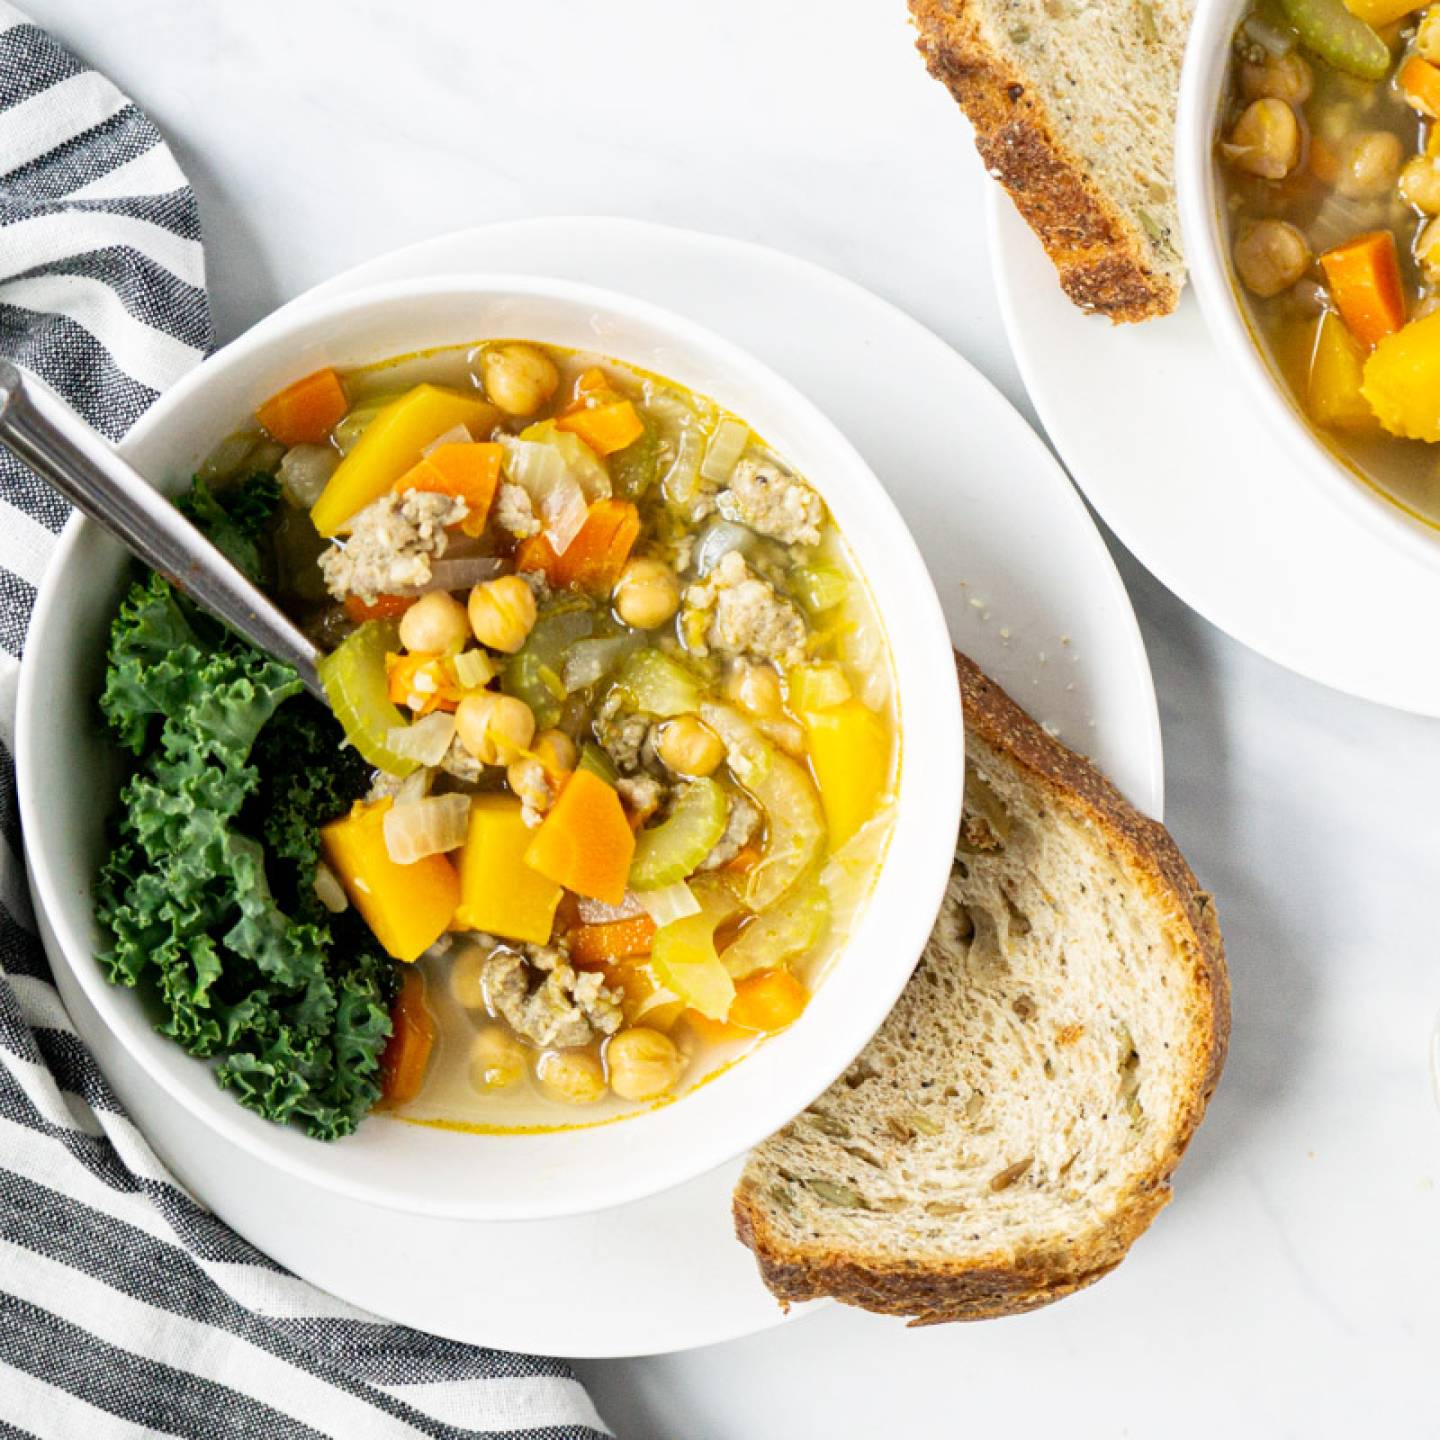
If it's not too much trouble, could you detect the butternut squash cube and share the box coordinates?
[453,794,563,945]
[802,698,892,851]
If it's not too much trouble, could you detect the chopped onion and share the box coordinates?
[383,792,472,864]
[662,424,708,510]
[397,556,505,595]
[453,648,498,690]
[498,433,592,555]
[394,766,435,806]
[692,519,755,575]
[633,880,701,928]
[198,431,264,484]
[562,635,639,693]
[386,712,456,768]
[1241,14,1293,55]
[700,418,750,483]
[278,443,340,509]
[576,892,646,923]
[312,861,348,914]
[422,422,473,455]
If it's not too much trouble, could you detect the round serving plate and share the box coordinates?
[988,194,1440,717]
[36,218,1164,1357]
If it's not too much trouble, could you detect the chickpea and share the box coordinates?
[1232,219,1312,297]
[455,691,536,765]
[1333,131,1404,198]
[448,940,490,1008]
[1400,155,1440,214]
[1419,217,1440,280]
[468,575,537,653]
[607,1027,684,1102]
[506,755,552,816]
[1225,98,1300,179]
[481,343,560,416]
[533,728,577,779]
[469,1025,528,1093]
[536,1048,607,1105]
[397,590,469,655]
[1239,51,1313,106]
[655,715,726,777]
[1419,8,1440,62]
[726,660,783,716]
[612,557,680,629]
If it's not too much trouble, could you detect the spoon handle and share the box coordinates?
[0,360,326,702]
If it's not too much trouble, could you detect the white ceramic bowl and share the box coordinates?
[17,273,963,1221]
[1176,0,1440,573]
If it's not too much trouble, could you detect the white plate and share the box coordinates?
[989,195,1440,717]
[41,218,1163,1357]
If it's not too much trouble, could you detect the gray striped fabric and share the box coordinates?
[0,8,608,1436]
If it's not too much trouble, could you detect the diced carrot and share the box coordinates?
[728,969,809,1034]
[344,593,415,623]
[513,498,640,593]
[1319,232,1405,348]
[568,915,657,967]
[560,366,613,417]
[1401,55,1440,118]
[385,652,462,715]
[256,368,349,446]
[394,441,503,538]
[556,400,645,456]
[379,969,436,1106]
[524,768,635,905]
[681,1008,752,1045]
[723,841,763,875]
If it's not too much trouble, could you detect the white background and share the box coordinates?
[17,1,1440,1435]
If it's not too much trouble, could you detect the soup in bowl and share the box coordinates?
[1178,0,1440,561]
[18,276,962,1219]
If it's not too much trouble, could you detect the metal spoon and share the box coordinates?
[0,360,326,701]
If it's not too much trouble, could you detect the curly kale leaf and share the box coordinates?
[96,476,392,1140]
[176,473,280,585]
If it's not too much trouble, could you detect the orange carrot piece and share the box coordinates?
[568,915,657,967]
[513,498,640,593]
[556,400,645,456]
[256,368,348,446]
[394,442,503,538]
[1401,55,1440,118]
[379,969,436,1106]
[560,366,613,416]
[523,768,635,905]
[385,652,461,715]
[681,1008,752,1045]
[344,593,415,623]
[728,969,809,1034]
[1319,232,1405,349]
[722,841,763,875]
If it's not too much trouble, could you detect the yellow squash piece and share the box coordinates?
[310,384,501,536]
[1342,0,1419,26]
[1361,309,1440,441]
[320,798,460,962]
[802,698,892,852]
[1308,311,1376,433]
[453,794,563,945]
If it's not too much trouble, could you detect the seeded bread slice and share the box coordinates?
[910,0,1190,321]
[732,651,1228,1324]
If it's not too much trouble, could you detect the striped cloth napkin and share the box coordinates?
[0,8,608,1436]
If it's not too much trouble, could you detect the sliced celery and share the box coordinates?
[615,648,700,718]
[792,565,849,614]
[629,778,729,889]
[610,421,663,499]
[700,702,826,909]
[721,882,830,980]
[1278,0,1388,79]
[577,742,619,785]
[317,620,419,777]
[787,663,851,713]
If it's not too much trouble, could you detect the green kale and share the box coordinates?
[176,473,280,584]
[96,476,392,1141]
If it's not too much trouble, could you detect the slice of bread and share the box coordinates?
[733,651,1227,1324]
[910,0,1190,321]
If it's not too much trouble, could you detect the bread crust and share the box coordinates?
[732,650,1229,1324]
[909,0,1181,322]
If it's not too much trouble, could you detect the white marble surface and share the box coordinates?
[18,0,1440,1433]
